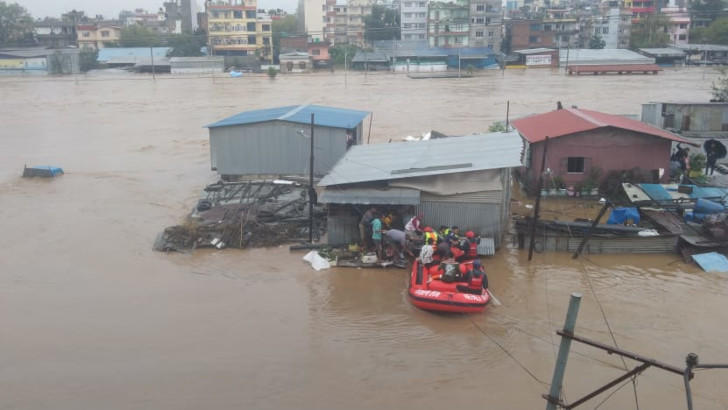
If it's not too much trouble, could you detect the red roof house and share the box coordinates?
[511,107,697,194]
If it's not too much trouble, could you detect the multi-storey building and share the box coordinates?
[543,9,579,49]
[428,0,470,48]
[206,0,272,59]
[623,0,655,22]
[509,19,555,50]
[469,0,502,50]
[328,0,373,46]
[591,2,631,48]
[163,0,200,34]
[76,23,122,49]
[34,19,78,47]
[303,0,335,42]
[401,0,428,42]
[662,0,690,45]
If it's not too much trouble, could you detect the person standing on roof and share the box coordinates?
[405,212,424,240]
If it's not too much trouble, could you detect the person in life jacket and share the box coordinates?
[459,230,480,261]
[423,226,438,246]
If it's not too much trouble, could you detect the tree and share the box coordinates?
[329,44,359,65]
[702,17,728,45]
[272,14,297,62]
[118,25,161,47]
[712,67,728,101]
[364,5,400,43]
[0,2,34,46]
[629,14,670,49]
[79,47,99,72]
[690,0,727,25]
[166,29,206,57]
[589,34,606,49]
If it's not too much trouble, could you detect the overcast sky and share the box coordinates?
[17,0,297,20]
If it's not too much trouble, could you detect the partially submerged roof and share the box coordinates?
[515,48,557,55]
[639,48,686,57]
[205,104,371,130]
[318,131,523,187]
[352,51,389,62]
[558,48,654,65]
[511,108,696,145]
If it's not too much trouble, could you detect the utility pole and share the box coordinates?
[308,113,315,243]
[150,46,156,80]
[545,293,582,410]
[528,136,549,261]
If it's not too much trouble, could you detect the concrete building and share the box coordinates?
[509,19,555,50]
[205,105,371,178]
[34,19,78,48]
[76,23,122,49]
[170,56,224,73]
[512,107,694,193]
[428,0,470,48]
[0,48,81,75]
[623,0,656,22]
[317,131,524,251]
[543,10,580,50]
[641,102,728,140]
[302,0,335,43]
[401,0,428,42]
[279,52,313,72]
[206,0,272,59]
[662,2,690,46]
[591,3,631,49]
[468,0,502,50]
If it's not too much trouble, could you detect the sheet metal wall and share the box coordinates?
[210,121,363,176]
[417,201,505,248]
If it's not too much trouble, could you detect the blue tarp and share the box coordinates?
[607,207,640,225]
[639,184,672,201]
[692,252,728,273]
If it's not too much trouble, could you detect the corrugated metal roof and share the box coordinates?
[319,131,523,187]
[639,48,686,57]
[558,48,654,65]
[97,47,170,63]
[319,187,420,205]
[205,104,371,129]
[352,51,389,62]
[515,48,556,55]
[511,108,695,145]
[692,252,728,272]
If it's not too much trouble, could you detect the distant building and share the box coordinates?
[401,0,428,42]
[206,0,272,61]
[623,0,656,22]
[468,0,502,50]
[34,19,78,48]
[428,0,470,48]
[279,51,313,72]
[591,3,631,49]
[204,104,371,179]
[512,107,694,193]
[661,2,690,46]
[544,9,579,49]
[641,102,728,139]
[638,48,685,66]
[0,48,81,75]
[76,23,122,49]
[510,19,555,50]
[513,48,558,67]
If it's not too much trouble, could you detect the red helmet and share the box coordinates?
[424,226,433,232]
[465,230,475,238]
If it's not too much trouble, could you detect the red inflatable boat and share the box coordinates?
[408,258,490,314]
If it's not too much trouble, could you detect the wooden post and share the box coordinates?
[545,293,582,410]
[309,113,315,243]
[572,200,611,259]
[528,136,549,261]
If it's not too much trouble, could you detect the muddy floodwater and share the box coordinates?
[2,68,728,410]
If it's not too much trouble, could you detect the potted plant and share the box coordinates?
[552,175,566,196]
[689,153,706,177]
[583,166,602,196]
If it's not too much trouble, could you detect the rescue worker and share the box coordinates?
[460,230,480,261]
[423,226,438,245]
[438,225,450,238]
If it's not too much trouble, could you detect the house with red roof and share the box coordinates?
[511,107,697,194]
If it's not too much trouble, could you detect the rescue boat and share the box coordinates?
[408,258,490,314]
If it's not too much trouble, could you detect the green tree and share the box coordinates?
[712,67,728,101]
[329,44,359,65]
[690,0,727,25]
[166,29,206,57]
[702,17,728,45]
[0,2,34,46]
[272,14,297,62]
[118,25,161,47]
[589,34,606,49]
[78,47,99,72]
[630,14,670,48]
[364,5,400,43]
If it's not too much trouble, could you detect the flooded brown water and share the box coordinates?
[2,68,728,409]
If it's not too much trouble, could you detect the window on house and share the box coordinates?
[476,4,485,11]
[82,31,90,37]
[530,24,542,31]
[101,30,109,37]
[476,31,484,37]
[418,34,425,39]
[299,62,306,69]
[404,34,412,39]
[404,1,412,6]
[418,2,426,7]
[603,27,609,34]
[312,49,321,55]
[529,36,540,43]
[567,157,585,173]
[233,10,243,18]
[678,34,686,40]
[262,24,270,31]
[404,12,412,18]
[679,23,687,29]
[488,30,494,37]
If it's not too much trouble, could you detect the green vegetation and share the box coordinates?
[0,2,34,46]
[272,15,297,63]
[712,67,728,101]
[117,25,161,47]
[488,122,507,132]
[364,5,400,43]
[166,29,206,57]
[690,0,727,25]
[78,47,99,72]
[267,66,278,78]
[630,14,670,49]
[589,34,606,49]
[691,17,728,45]
[329,44,359,65]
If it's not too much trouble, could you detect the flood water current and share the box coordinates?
[1,68,728,410]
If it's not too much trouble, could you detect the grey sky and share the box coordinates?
[17,0,297,20]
